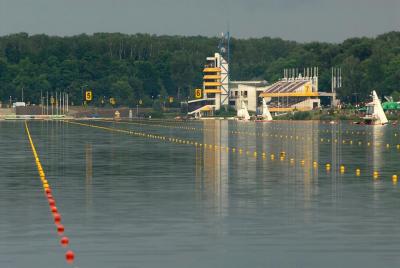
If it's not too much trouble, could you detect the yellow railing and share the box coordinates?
[269,107,312,112]
[260,92,319,97]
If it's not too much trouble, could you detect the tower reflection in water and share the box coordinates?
[195,120,321,217]
[195,120,229,217]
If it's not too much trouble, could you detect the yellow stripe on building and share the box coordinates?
[204,89,222,94]
[203,67,221,73]
[204,82,222,87]
[203,75,221,80]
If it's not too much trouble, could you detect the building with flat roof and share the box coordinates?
[188,53,336,117]
[260,68,320,112]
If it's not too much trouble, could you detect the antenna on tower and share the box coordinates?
[217,28,231,109]
[218,29,230,64]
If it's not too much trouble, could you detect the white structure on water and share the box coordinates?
[261,99,273,121]
[236,100,251,121]
[363,90,388,125]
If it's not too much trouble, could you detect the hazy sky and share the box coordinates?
[0,0,399,42]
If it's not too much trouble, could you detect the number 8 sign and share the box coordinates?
[85,91,93,101]
[195,89,202,99]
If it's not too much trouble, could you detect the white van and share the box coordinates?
[12,102,26,108]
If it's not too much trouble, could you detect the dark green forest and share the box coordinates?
[0,32,399,106]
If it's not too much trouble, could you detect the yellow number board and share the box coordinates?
[85,91,93,101]
[304,84,311,92]
[195,89,202,99]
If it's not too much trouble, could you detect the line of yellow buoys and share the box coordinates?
[99,119,400,151]
[25,121,75,265]
[65,120,399,183]
[114,118,400,137]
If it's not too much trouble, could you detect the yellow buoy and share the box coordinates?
[326,163,331,171]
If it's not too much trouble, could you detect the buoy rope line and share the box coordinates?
[25,121,75,265]
[101,119,400,145]
[64,120,399,182]
[112,118,400,138]
[112,118,400,137]
[98,119,400,151]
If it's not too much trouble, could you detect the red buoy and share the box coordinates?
[47,194,53,199]
[53,213,61,223]
[48,199,56,206]
[56,224,65,234]
[60,236,69,247]
[45,188,52,194]
[65,250,75,264]
[50,205,58,213]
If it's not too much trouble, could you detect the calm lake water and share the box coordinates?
[1,120,400,268]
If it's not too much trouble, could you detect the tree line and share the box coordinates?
[0,32,399,107]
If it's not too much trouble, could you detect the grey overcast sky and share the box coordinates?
[0,0,399,42]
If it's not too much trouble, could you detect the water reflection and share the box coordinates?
[196,120,229,217]
[195,120,323,215]
[3,121,400,268]
[85,143,93,208]
[298,122,320,209]
[370,125,386,172]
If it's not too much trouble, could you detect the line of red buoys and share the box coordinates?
[25,122,75,265]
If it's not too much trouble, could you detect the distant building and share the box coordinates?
[188,52,268,117]
[260,69,320,112]
[188,53,335,117]
[230,83,268,113]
